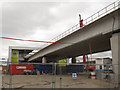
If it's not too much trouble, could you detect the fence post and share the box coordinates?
[52,63,54,89]
[60,65,62,88]
[52,63,56,89]
[112,64,117,88]
[9,64,12,89]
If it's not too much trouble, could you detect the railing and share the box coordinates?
[28,0,120,57]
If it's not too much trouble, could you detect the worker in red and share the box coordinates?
[79,14,83,27]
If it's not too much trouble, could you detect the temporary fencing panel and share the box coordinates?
[2,63,117,89]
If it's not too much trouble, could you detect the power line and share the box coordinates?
[0,36,88,45]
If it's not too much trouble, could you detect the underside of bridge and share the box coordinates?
[29,32,112,62]
[46,33,112,62]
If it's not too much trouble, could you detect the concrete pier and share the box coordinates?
[72,57,76,63]
[42,57,47,64]
[110,31,120,88]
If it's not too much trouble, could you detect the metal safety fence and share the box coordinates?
[1,62,118,89]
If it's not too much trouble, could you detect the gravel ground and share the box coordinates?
[2,73,114,88]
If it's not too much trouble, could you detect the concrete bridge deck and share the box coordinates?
[28,8,120,62]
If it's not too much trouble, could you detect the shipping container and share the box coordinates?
[35,65,52,74]
[66,65,84,73]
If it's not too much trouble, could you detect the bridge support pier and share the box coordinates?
[110,32,120,88]
[83,55,87,64]
[72,57,76,63]
[42,57,47,64]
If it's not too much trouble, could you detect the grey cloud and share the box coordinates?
[1,0,116,58]
[2,2,61,38]
[2,1,114,38]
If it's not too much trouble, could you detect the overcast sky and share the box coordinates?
[0,0,116,59]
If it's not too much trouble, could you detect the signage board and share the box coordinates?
[11,50,19,64]
[59,59,66,66]
[72,73,77,79]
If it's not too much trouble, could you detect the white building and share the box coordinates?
[96,58,112,70]
[0,58,7,65]
[8,46,39,63]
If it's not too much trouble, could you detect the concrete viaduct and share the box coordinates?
[27,2,120,87]
[28,8,119,62]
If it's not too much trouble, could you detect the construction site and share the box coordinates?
[1,0,120,89]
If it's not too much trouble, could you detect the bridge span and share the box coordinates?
[28,5,120,62]
[27,1,120,86]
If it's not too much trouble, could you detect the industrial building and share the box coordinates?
[8,46,39,63]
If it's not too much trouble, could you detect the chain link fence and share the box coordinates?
[1,62,118,89]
